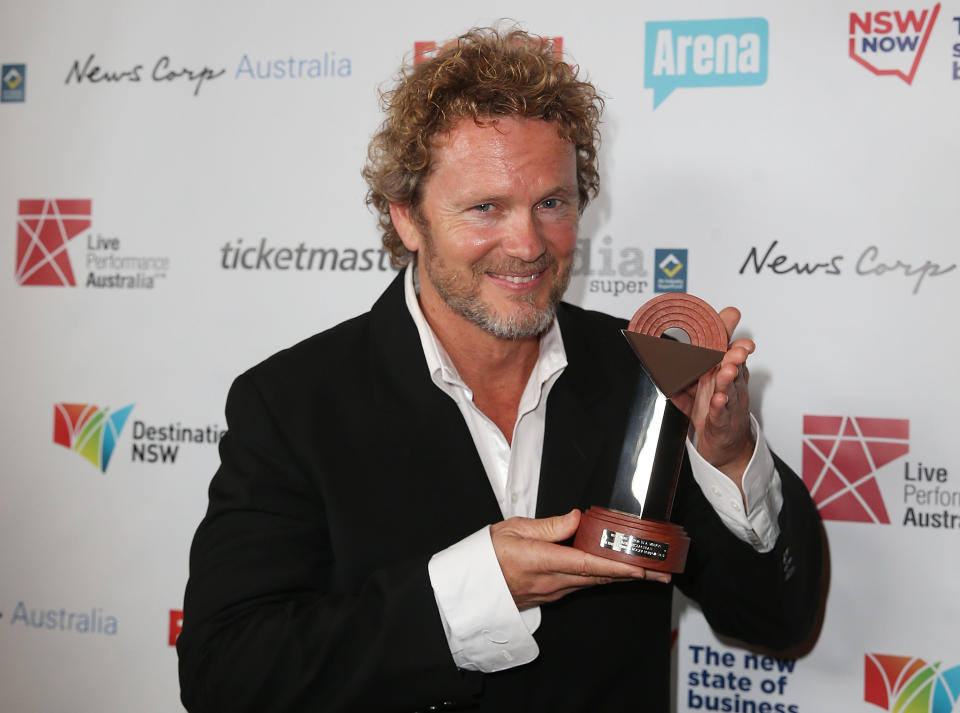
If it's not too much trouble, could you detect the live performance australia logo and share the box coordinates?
[865,653,960,712]
[802,416,959,529]
[849,4,940,84]
[644,17,768,109]
[15,199,170,289]
[2,64,26,102]
[52,402,225,471]
[570,236,688,296]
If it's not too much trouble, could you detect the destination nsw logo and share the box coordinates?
[849,4,941,84]
[644,17,768,109]
[54,403,134,473]
[802,415,909,523]
[16,199,91,286]
[53,403,225,470]
[865,653,960,712]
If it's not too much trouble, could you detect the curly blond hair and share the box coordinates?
[362,27,604,267]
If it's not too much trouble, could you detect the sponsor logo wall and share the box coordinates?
[2,3,958,712]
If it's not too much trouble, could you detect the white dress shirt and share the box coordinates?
[404,265,784,673]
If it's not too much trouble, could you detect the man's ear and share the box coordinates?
[389,203,422,253]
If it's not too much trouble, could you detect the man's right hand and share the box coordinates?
[490,509,671,611]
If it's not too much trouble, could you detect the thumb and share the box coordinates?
[520,509,581,543]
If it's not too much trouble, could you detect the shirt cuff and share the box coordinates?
[685,414,783,552]
[428,526,541,672]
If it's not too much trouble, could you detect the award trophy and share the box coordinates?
[572,293,729,573]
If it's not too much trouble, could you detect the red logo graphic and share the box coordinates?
[802,416,909,523]
[849,4,940,84]
[15,199,91,286]
[169,609,183,646]
[413,37,563,65]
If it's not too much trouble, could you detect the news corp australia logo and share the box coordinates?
[15,199,170,289]
[849,4,941,84]
[644,17,768,109]
[865,653,960,713]
[803,416,958,529]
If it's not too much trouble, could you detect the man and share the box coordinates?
[178,28,822,713]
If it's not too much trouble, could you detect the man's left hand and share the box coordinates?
[669,307,755,488]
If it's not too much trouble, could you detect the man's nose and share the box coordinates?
[501,211,546,262]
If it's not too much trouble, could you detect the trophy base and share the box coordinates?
[573,506,689,573]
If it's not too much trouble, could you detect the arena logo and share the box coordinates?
[66,53,225,96]
[413,37,563,65]
[15,198,171,289]
[2,63,25,102]
[801,415,909,523]
[644,17,768,109]
[54,402,135,473]
[571,235,682,297]
[865,653,960,712]
[6,600,118,636]
[849,4,941,84]
[169,609,183,646]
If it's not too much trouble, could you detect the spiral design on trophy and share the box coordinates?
[627,293,728,351]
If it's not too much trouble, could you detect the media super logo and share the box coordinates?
[16,199,91,286]
[644,17,768,108]
[2,64,26,102]
[849,4,941,84]
[53,403,134,473]
[866,654,960,712]
[655,249,688,293]
[802,415,909,523]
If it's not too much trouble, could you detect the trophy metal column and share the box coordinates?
[572,293,729,573]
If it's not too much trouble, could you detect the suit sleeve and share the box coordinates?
[176,373,481,713]
[673,451,824,651]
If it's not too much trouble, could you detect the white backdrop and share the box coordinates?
[2,1,958,711]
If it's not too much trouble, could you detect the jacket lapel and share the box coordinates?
[536,304,617,518]
[367,272,504,531]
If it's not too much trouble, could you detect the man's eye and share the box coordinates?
[540,198,560,209]
[474,203,494,213]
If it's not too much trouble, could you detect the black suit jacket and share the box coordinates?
[178,272,822,713]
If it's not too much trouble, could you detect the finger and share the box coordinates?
[717,306,741,341]
[496,509,582,544]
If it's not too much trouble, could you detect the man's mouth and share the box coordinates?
[489,270,545,284]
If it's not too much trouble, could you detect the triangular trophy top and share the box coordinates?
[622,330,725,397]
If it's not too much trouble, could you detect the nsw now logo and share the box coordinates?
[849,4,940,84]
[644,17,768,108]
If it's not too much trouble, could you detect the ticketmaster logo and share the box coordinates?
[53,403,134,473]
[802,415,909,523]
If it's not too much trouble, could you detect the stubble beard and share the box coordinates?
[420,232,572,341]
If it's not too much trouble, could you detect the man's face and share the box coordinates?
[399,116,579,340]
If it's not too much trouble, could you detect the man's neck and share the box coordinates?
[417,277,540,444]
